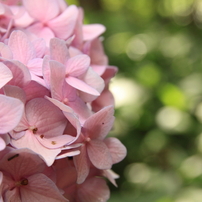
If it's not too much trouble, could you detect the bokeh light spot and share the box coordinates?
[106,32,132,55]
[143,129,167,152]
[136,63,161,87]
[126,37,147,61]
[124,163,151,184]
[156,106,191,132]
[101,0,126,11]
[175,188,202,202]
[158,83,186,109]
[179,155,202,178]
[110,77,148,108]
[160,34,191,58]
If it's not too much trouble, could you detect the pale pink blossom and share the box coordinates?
[2,30,46,83]
[0,3,13,41]
[10,98,71,166]
[0,62,12,88]
[73,106,115,184]
[0,0,21,5]
[55,158,110,202]
[0,94,23,134]
[0,0,126,200]
[0,148,68,201]
[22,0,78,44]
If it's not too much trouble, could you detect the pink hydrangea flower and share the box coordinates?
[0,148,68,201]
[22,0,78,44]
[0,0,127,201]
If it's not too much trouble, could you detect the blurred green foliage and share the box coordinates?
[68,0,202,201]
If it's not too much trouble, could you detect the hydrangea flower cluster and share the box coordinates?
[0,0,127,201]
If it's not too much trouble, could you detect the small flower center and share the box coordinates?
[20,178,28,186]
[10,178,28,190]
[63,98,69,104]
[29,126,38,134]
[85,137,91,142]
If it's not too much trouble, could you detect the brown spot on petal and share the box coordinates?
[7,154,19,161]
[21,178,28,186]
[40,135,44,139]
[51,141,56,145]
[32,127,38,134]
[102,122,104,125]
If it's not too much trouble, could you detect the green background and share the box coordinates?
[68,0,202,201]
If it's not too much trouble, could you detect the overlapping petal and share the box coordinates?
[0,95,24,134]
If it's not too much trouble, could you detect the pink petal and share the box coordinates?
[48,5,78,39]
[30,73,47,87]
[5,60,31,88]
[36,134,75,149]
[71,8,84,49]
[1,133,10,145]
[57,0,68,12]
[66,76,100,96]
[62,82,77,102]
[69,46,83,57]
[23,80,50,102]
[11,131,61,166]
[13,6,35,27]
[12,111,29,133]
[0,146,14,159]
[91,65,107,76]
[56,150,80,159]
[22,0,60,22]
[0,62,13,88]
[102,169,119,187]
[1,0,20,5]
[42,55,51,88]
[78,177,110,202]
[21,173,68,202]
[55,158,77,189]
[104,137,127,164]
[32,38,46,58]
[0,3,13,15]
[27,58,43,76]
[62,110,81,143]
[8,30,35,64]
[0,137,6,151]
[50,38,70,64]
[102,65,118,84]
[82,24,106,41]
[66,54,90,77]
[61,143,82,151]
[3,188,21,202]
[45,96,74,114]
[3,85,26,103]
[27,23,55,45]
[45,97,81,143]
[0,95,24,134]
[84,105,114,140]
[68,97,92,124]
[73,144,90,184]
[92,89,115,112]
[0,171,3,184]
[0,148,45,178]
[87,139,112,170]
[79,67,105,102]
[25,98,67,137]
[87,38,108,65]
[9,130,26,140]
[0,42,13,59]
[49,60,66,100]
